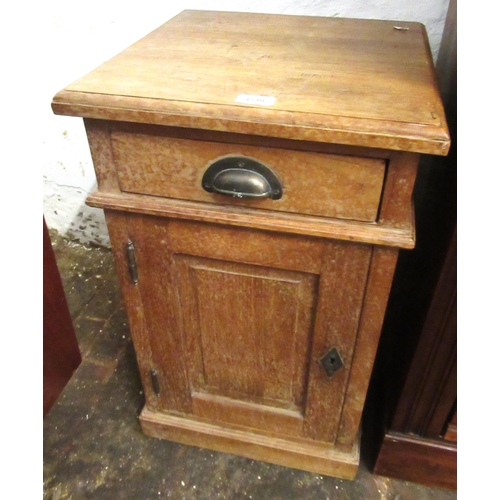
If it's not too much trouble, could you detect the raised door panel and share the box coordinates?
[174,255,317,435]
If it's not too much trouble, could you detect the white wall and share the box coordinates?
[41,0,450,247]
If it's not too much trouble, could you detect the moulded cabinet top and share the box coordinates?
[52,10,450,155]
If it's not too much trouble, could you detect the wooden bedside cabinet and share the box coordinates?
[52,10,450,479]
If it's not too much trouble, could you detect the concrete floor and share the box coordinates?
[43,231,458,500]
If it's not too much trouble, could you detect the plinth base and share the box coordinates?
[139,408,359,480]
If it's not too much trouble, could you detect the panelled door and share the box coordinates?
[106,211,373,444]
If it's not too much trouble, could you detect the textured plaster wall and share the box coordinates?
[42,0,450,247]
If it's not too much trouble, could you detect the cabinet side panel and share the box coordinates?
[378,152,418,231]
[84,119,120,192]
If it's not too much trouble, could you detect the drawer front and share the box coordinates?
[111,131,386,222]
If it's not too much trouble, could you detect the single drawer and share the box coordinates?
[110,131,386,222]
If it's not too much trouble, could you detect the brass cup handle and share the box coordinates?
[202,156,282,200]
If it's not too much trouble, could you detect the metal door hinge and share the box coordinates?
[126,240,138,285]
[150,369,160,396]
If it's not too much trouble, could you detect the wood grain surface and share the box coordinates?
[51,9,449,479]
[53,11,450,155]
[174,256,317,412]
[374,432,457,490]
[111,130,386,222]
[88,191,416,248]
[140,409,359,479]
[104,213,376,442]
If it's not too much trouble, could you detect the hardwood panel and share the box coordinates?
[53,90,449,155]
[87,191,416,248]
[391,228,456,437]
[52,8,445,482]
[108,121,407,158]
[140,409,359,479]
[66,14,437,124]
[174,256,316,407]
[43,218,81,416]
[335,247,399,449]
[111,131,386,222]
[167,218,324,274]
[377,152,419,232]
[303,241,372,443]
[53,11,450,154]
[104,211,166,412]
[106,212,192,413]
[444,409,457,442]
[369,0,456,484]
[374,432,457,490]
[102,213,389,450]
[191,392,304,437]
[84,119,120,192]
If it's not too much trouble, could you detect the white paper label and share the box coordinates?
[235,94,276,106]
